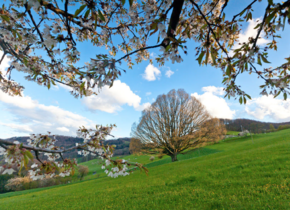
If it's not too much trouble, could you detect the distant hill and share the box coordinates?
[220,118,290,133]
[3,136,131,161]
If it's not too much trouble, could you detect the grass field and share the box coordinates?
[226,131,240,135]
[1,129,290,209]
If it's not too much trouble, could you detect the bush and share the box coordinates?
[4,174,75,193]
[157,154,164,159]
[78,165,89,181]
[0,174,14,194]
[5,176,32,191]
[38,176,55,188]
[277,125,290,131]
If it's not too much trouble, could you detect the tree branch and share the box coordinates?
[232,0,258,22]
[64,0,76,45]
[115,44,162,63]
[252,4,270,50]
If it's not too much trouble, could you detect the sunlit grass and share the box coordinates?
[1,129,290,209]
[226,130,240,135]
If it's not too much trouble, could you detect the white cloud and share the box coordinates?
[57,127,70,132]
[146,92,152,96]
[232,18,269,53]
[0,51,11,75]
[165,69,174,78]
[201,86,225,96]
[245,95,290,122]
[82,80,149,113]
[192,86,235,119]
[0,91,94,136]
[142,64,161,81]
[134,102,151,111]
[0,123,33,133]
[0,91,38,109]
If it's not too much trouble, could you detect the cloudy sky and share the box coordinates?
[1,1,290,139]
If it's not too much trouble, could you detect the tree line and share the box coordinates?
[220,119,290,134]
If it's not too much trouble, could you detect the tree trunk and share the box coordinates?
[170,153,178,162]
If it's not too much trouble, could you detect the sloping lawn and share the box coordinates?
[1,129,290,209]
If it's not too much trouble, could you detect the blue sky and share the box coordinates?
[1,0,290,139]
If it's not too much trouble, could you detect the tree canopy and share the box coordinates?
[0,0,290,100]
[131,89,226,161]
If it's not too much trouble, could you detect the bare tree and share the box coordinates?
[132,89,225,162]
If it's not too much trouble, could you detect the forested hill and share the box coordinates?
[220,118,290,133]
[3,136,131,160]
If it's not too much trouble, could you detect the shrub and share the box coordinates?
[5,174,75,192]
[277,125,290,131]
[0,174,13,194]
[157,154,164,159]
[78,165,89,181]
[5,176,32,191]
[38,176,55,188]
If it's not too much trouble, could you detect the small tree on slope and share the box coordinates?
[131,89,226,162]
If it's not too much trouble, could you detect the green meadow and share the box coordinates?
[1,129,290,209]
[226,131,240,135]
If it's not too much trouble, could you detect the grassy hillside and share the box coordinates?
[1,129,290,209]
[226,131,240,135]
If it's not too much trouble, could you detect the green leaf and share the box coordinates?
[201,24,207,30]
[84,9,90,19]
[257,55,262,65]
[226,65,232,76]
[23,58,28,66]
[94,13,98,30]
[245,94,251,99]
[196,51,205,65]
[274,90,281,98]
[165,44,171,52]
[51,79,56,86]
[47,80,51,90]
[239,97,243,104]
[254,23,261,29]
[243,97,247,104]
[261,54,271,63]
[239,9,246,17]
[222,13,225,21]
[265,11,276,24]
[25,150,34,160]
[19,162,23,176]
[149,27,158,36]
[74,5,86,18]
[205,50,209,65]
[210,46,216,65]
[267,0,273,5]
[129,0,133,7]
[24,155,29,170]
[98,10,105,21]
[12,29,17,38]
[247,12,252,21]
[121,0,126,6]
[283,92,287,100]
[80,82,85,91]
[1,15,10,22]
[16,31,22,41]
